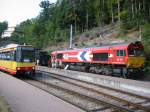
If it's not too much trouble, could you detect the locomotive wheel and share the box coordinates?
[85,66,90,73]
[94,66,103,74]
[121,68,129,78]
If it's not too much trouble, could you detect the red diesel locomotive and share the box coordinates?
[51,41,145,77]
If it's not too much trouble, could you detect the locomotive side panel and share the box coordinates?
[50,41,145,77]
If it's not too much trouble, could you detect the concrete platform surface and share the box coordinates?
[0,72,84,112]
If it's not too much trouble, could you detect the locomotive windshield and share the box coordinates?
[128,49,144,57]
[16,47,35,62]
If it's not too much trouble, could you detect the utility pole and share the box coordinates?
[86,9,89,30]
[86,0,89,30]
[69,24,73,49]
[139,26,142,41]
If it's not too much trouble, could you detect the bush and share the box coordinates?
[142,24,150,54]
[142,24,150,74]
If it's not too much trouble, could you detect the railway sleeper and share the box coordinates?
[90,106,113,112]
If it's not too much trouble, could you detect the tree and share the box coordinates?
[107,0,117,24]
[10,0,150,49]
[0,21,8,38]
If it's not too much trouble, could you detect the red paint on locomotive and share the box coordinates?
[50,41,145,77]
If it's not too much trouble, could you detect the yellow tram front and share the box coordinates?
[0,45,36,75]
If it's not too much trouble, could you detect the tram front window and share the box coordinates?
[21,50,35,62]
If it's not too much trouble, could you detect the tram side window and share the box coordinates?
[0,52,2,59]
[10,51,15,61]
[0,52,5,60]
[0,53,3,59]
[5,52,9,60]
[0,51,15,61]
[7,52,11,60]
[1,52,8,60]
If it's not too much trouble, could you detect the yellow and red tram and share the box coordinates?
[0,44,35,75]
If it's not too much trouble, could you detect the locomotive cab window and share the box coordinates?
[57,53,63,59]
[128,49,144,56]
[116,50,126,56]
[93,53,108,61]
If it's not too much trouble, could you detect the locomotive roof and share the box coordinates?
[52,41,143,53]
[52,43,128,53]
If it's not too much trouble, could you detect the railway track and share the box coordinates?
[25,78,115,112]
[22,70,150,112]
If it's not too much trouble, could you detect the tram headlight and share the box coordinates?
[17,67,20,70]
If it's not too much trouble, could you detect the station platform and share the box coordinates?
[0,72,84,112]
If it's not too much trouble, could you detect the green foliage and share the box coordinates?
[10,0,150,49]
[142,24,150,74]
[142,24,150,55]
[121,0,150,30]
[0,21,8,38]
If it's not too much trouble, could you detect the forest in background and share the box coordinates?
[0,21,8,38]
[9,0,150,48]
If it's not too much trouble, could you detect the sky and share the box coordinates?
[0,0,57,27]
